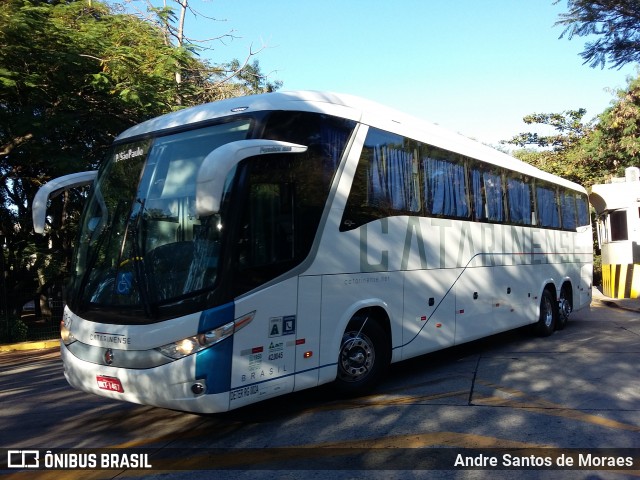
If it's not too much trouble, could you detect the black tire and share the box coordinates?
[534,289,558,337]
[334,316,390,396]
[556,284,572,331]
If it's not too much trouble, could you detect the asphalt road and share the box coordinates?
[1,293,639,480]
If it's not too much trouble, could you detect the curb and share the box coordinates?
[591,289,640,313]
[594,299,640,313]
[0,339,59,353]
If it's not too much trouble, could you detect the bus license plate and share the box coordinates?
[96,375,124,393]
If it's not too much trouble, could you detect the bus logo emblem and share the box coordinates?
[105,349,114,365]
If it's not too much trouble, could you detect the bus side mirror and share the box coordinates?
[196,139,307,217]
[32,170,98,234]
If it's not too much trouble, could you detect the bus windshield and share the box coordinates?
[68,111,356,324]
[70,119,252,321]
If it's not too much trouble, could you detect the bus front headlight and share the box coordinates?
[60,319,76,346]
[156,311,255,360]
[156,336,200,359]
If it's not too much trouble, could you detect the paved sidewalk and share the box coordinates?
[591,285,640,312]
[1,287,638,353]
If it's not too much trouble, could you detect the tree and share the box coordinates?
[0,0,279,328]
[0,0,185,321]
[505,109,591,150]
[116,0,281,103]
[504,73,640,187]
[556,0,640,68]
[502,109,593,183]
[582,74,640,179]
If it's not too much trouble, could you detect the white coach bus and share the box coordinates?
[33,91,592,413]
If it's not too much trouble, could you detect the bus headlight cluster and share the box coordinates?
[156,311,255,360]
[60,318,76,346]
[156,336,200,359]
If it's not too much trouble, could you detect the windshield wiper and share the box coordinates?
[127,198,153,318]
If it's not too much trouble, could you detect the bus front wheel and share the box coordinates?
[335,317,390,395]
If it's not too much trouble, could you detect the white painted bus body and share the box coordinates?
[49,91,591,412]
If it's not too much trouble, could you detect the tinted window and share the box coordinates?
[535,184,560,228]
[342,127,587,233]
[422,148,469,218]
[576,193,590,227]
[560,191,577,230]
[507,174,532,225]
[470,165,504,222]
[341,128,420,230]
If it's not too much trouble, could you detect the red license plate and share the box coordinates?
[96,375,124,393]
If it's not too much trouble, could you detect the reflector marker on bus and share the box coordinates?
[234,312,255,331]
[240,346,264,356]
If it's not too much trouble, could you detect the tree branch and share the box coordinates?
[0,133,34,157]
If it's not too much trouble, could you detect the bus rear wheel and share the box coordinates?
[534,288,558,337]
[556,284,572,330]
[335,317,390,395]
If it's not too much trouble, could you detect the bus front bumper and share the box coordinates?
[60,341,231,413]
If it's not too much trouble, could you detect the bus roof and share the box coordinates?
[116,90,585,193]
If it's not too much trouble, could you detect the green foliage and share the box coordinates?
[0,0,178,315]
[556,0,640,69]
[504,109,591,151]
[0,317,28,343]
[507,109,590,150]
[504,109,593,184]
[583,75,640,179]
[0,0,280,317]
[506,73,640,187]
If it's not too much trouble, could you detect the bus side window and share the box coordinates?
[576,193,590,227]
[341,128,419,230]
[421,148,469,219]
[470,164,504,222]
[506,174,532,225]
[560,190,578,231]
[535,184,560,228]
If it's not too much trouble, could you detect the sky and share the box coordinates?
[171,0,637,146]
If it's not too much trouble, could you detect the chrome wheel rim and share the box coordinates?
[559,296,572,320]
[338,332,375,383]
[542,296,553,328]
